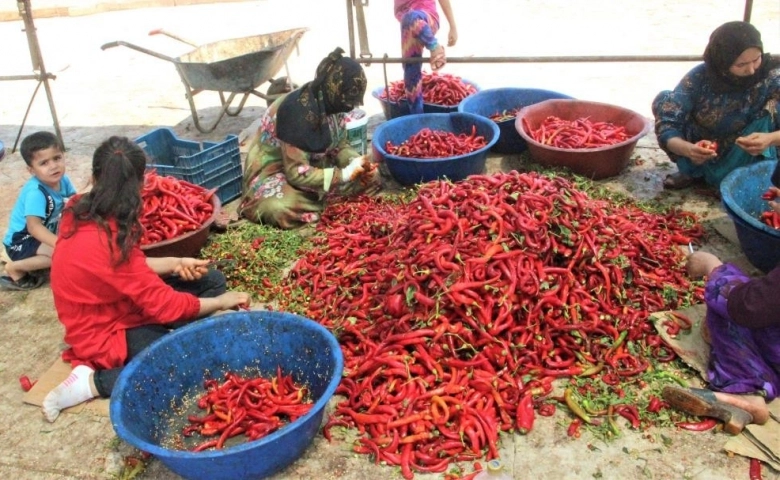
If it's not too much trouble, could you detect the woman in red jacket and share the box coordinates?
[43,136,251,422]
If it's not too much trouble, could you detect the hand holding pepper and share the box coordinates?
[762,187,780,215]
[341,156,366,182]
[216,291,252,312]
[175,258,210,281]
[687,140,718,165]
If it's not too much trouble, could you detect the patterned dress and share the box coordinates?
[238,94,366,230]
[704,263,780,400]
[395,0,440,114]
[652,64,780,186]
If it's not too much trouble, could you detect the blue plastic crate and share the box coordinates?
[135,128,243,204]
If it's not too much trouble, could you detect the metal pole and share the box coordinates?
[15,0,65,151]
[344,1,757,66]
[360,55,706,64]
[345,0,356,59]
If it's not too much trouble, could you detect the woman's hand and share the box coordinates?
[175,258,210,281]
[686,142,718,165]
[735,132,773,156]
[219,291,252,311]
[686,251,723,279]
[767,187,780,214]
[341,156,366,182]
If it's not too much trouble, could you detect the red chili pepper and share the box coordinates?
[271,171,705,477]
[515,393,535,434]
[749,458,763,480]
[675,418,718,431]
[19,375,36,392]
[386,127,487,159]
[379,72,477,106]
[761,189,777,201]
[141,171,214,245]
[524,116,630,149]
[567,418,582,438]
[646,395,666,413]
[695,139,718,153]
[183,369,312,451]
[538,402,557,417]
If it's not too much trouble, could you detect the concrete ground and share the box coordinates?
[0,1,778,479]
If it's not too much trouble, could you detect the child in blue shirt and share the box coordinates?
[2,131,76,290]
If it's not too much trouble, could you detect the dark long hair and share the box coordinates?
[62,136,147,265]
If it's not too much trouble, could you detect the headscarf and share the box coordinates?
[703,21,777,94]
[275,47,367,153]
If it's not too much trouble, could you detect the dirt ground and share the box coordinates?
[0,1,778,479]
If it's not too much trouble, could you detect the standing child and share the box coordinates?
[395,0,458,114]
[2,131,76,290]
[43,136,251,422]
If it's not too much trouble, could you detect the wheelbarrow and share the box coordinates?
[102,27,307,133]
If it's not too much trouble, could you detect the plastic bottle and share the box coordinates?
[474,459,512,480]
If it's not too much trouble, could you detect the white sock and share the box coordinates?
[42,365,97,422]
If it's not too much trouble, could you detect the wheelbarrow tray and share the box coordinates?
[176,27,306,92]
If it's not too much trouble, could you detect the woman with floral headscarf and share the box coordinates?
[238,48,380,229]
[652,21,780,190]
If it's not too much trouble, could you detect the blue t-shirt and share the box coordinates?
[3,175,77,246]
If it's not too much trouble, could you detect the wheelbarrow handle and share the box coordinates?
[148,28,199,48]
[100,40,177,64]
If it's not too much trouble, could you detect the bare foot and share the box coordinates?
[712,392,769,425]
[3,262,24,282]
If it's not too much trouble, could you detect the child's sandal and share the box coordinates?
[0,274,44,291]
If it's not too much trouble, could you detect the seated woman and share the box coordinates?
[663,240,779,434]
[43,136,251,422]
[652,21,780,190]
[238,47,380,230]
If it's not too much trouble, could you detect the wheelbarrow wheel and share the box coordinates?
[265,77,298,106]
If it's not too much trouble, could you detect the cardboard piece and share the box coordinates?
[653,306,779,473]
[22,359,110,417]
[724,419,780,471]
[650,304,709,380]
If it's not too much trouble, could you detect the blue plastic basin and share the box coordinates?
[720,160,780,273]
[372,112,500,186]
[371,78,480,120]
[110,311,344,480]
[458,88,574,154]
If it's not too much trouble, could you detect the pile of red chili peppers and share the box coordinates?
[140,171,215,245]
[181,368,313,452]
[385,126,487,159]
[378,72,477,107]
[523,116,630,149]
[269,171,703,479]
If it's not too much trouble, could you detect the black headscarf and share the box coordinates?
[703,21,777,94]
[275,47,367,153]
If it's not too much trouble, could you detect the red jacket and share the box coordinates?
[51,208,200,370]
